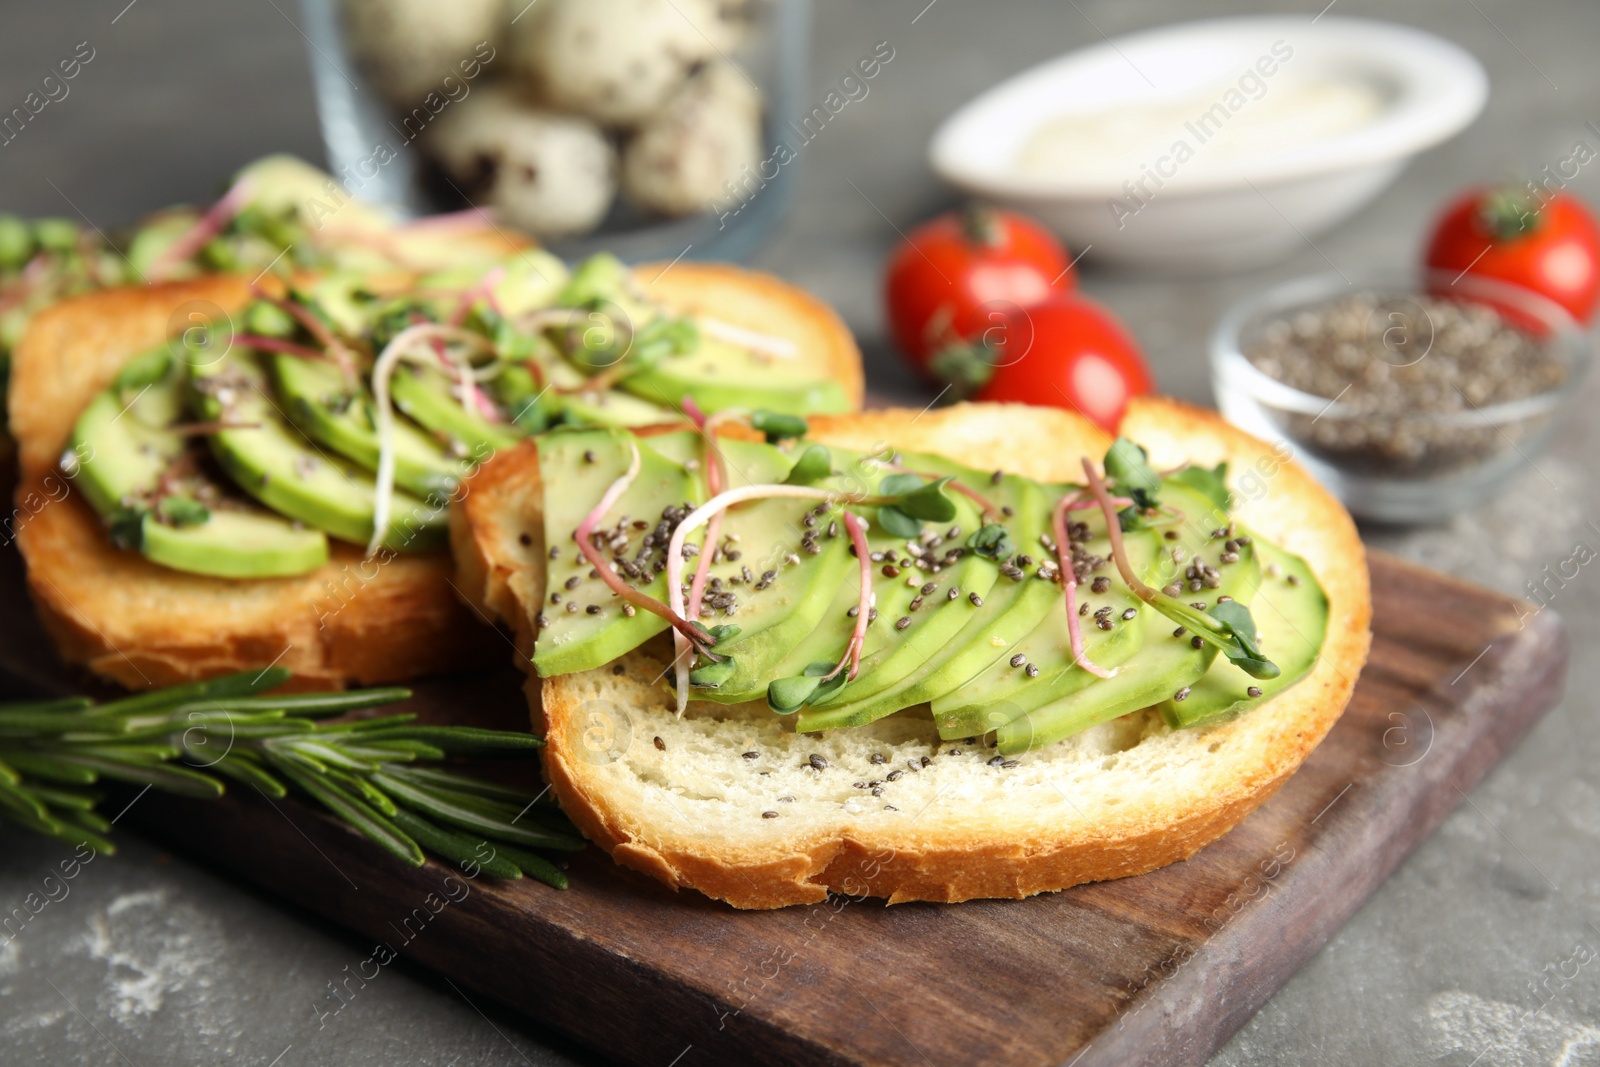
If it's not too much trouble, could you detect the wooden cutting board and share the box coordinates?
[0,548,1566,1067]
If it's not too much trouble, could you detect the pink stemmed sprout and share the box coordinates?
[248,285,361,386]
[232,334,331,361]
[1051,491,1115,680]
[145,176,253,284]
[366,322,497,556]
[820,510,873,683]
[1080,458,1165,606]
[449,265,506,327]
[671,396,736,712]
[665,483,883,715]
[570,437,722,653]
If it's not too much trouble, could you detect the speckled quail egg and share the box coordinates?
[507,0,733,127]
[622,61,763,217]
[427,87,617,238]
[341,0,503,106]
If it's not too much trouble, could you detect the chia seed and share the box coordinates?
[1243,290,1566,476]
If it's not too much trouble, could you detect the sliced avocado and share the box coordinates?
[269,352,464,497]
[996,614,1213,755]
[621,336,852,418]
[813,474,1061,729]
[126,212,201,281]
[548,359,678,428]
[925,525,1157,736]
[750,568,866,699]
[297,273,380,337]
[390,365,522,455]
[69,347,328,578]
[235,155,393,234]
[553,252,850,418]
[1160,538,1327,729]
[141,508,327,578]
[995,531,1267,755]
[928,480,1261,740]
[192,349,446,552]
[688,446,867,704]
[70,348,185,515]
[417,252,570,319]
[531,429,707,677]
[557,253,656,327]
[796,454,1000,728]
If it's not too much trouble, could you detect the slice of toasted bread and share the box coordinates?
[11,264,861,690]
[486,400,1369,908]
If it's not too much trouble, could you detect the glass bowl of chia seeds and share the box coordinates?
[1210,269,1590,523]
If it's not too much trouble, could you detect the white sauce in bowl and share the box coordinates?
[1014,74,1388,185]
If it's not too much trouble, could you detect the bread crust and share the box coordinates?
[526,400,1371,908]
[15,477,494,690]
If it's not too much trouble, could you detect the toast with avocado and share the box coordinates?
[10,252,862,689]
[457,398,1369,908]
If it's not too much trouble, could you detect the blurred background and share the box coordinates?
[2,1,1599,1064]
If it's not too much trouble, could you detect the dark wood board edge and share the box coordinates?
[1085,607,1568,1067]
[126,790,854,1067]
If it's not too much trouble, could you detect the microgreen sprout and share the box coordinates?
[1081,457,1279,680]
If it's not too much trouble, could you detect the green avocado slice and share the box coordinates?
[140,509,328,578]
[531,429,709,677]
[811,474,1061,729]
[70,348,185,516]
[192,350,446,552]
[996,612,1215,755]
[1159,538,1327,729]
[995,531,1268,755]
[926,525,1155,738]
[644,437,836,700]
[269,353,465,497]
[688,446,877,704]
[927,480,1261,740]
[69,347,328,578]
[795,455,1005,728]
[390,363,522,455]
[621,336,852,419]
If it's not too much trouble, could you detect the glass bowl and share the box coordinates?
[1210,269,1590,523]
[297,0,811,264]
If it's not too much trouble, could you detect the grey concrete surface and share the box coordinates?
[1,1,1596,1064]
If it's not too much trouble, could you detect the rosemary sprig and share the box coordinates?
[0,668,579,888]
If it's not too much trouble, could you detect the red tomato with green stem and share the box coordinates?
[934,295,1153,432]
[1425,186,1600,324]
[884,206,1074,374]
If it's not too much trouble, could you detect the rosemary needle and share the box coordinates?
[0,668,576,888]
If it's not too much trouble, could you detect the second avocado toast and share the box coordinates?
[10,251,861,688]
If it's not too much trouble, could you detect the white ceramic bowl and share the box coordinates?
[930,17,1488,272]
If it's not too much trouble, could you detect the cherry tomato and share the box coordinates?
[884,206,1073,374]
[967,295,1152,432]
[1425,186,1600,324]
